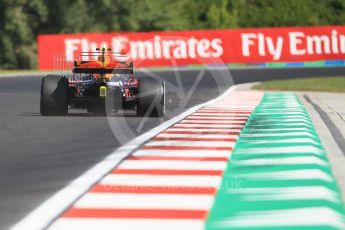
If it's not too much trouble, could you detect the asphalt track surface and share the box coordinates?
[0,66,344,229]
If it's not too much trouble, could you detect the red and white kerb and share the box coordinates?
[48,91,263,230]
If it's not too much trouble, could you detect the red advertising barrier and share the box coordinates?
[38,26,345,70]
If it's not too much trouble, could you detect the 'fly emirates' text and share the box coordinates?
[242,29,345,60]
[64,29,345,62]
[65,36,223,61]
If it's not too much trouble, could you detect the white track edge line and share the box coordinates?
[11,85,238,230]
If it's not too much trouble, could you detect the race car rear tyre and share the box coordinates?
[137,77,165,117]
[40,75,68,116]
[106,87,122,113]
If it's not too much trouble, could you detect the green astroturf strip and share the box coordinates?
[206,92,345,230]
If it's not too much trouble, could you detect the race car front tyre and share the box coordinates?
[137,77,165,117]
[40,75,68,116]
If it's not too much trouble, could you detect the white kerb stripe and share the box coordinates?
[74,193,214,210]
[155,133,239,139]
[49,219,204,230]
[118,160,228,170]
[164,128,243,133]
[173,124,244,128]
[187,116,249,120]
[179,120,246,124]
[133,149,232,158]
[100,174,222,187]
[192,113,250,116]
[145,140,235,148]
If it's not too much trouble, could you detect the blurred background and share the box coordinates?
[1,0,345,69]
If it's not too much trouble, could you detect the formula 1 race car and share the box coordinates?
[40,47,165,117]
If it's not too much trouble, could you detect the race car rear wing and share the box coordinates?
[73,47,133,74]
[73,67,133,74]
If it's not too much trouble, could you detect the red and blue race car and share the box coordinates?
[40,47,165,117]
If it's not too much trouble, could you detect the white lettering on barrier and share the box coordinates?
[241,33,283,60]
[331,30,339,54]
[290,30,345,56]
[173,39,188,59]
[241,33,257,57]
[241,29,345,60]
[341,35,345,53]
[112,36,128,53]
[64,36,224,61]
[289,32,306,55]
[212,38,223,57]
[65,39,80,61]
[267,37,283,60]
[307,35,331,54]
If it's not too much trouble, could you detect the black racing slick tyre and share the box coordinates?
[137,76,165,117]
[40,75,68,116]
[106,87,122,113]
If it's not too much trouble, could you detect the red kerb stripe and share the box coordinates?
[161,130,241,135]
[179,122,246,125]
[142,146,232,151]
[195,111,252,114]
[127,156,229,161]
[172,126,243,130]
[153,137,237,142]
[111,169,224,176]
[63,208,208,219]
[185,118,248,121]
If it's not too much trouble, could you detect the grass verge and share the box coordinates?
[252,76,345,92]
